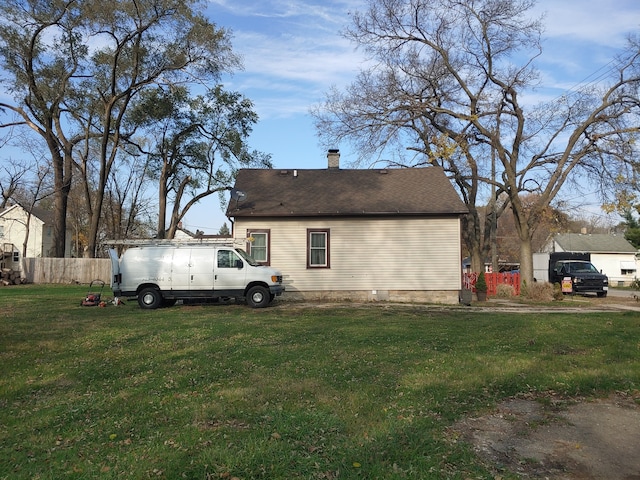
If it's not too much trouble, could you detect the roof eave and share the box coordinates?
[229,210,468,218]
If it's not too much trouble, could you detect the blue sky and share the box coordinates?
[182,0,640,233]
[2,0,636,233]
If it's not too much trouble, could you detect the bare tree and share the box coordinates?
[496,194,571,262]
[72,1,240,256]
[0,0,85,256]
[67,148,154,256]
[103,152,156,244]
[131,86,272,239]
[0,0,240,257]
[0,159,29,210]
[313,0,640,283]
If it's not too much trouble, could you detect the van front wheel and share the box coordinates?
[138,287,163,309]
[246,286,270,308]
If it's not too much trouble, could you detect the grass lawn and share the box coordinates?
[1,285,639,479]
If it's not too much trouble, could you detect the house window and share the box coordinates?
[248,230,270,265]
[308,229,330,268]
[621,261,636,276]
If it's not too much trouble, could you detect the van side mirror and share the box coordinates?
[235,259,244,269]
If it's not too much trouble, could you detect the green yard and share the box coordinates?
[1,285,638,479]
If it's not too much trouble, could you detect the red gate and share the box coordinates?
[463,272,521,296]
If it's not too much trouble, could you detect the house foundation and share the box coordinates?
[280,289,460,305]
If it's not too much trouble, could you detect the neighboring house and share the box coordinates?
[173,225,197,240]
[225,150,468,304]
[0,204,72,258]
[173,224,232,243]
[541,233,639,286]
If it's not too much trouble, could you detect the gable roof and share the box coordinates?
[30,206,54,224]
[0,204,19,218]
[0,203,52,224]
[227,167,468,218]
[554,233,637,253]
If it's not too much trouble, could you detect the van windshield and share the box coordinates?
[235,248,259,266]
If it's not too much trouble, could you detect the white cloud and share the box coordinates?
[210,0,363,22]
[215,0,639,120]
[535,0,638,46]
[211,1,369,119]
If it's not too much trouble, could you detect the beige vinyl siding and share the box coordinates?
[234,217,461,292]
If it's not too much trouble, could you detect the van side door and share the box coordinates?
[171,248,192,291]
[213,248,247,294]
[189,248,215,290]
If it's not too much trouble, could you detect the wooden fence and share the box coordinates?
[21,258,112,285]
[463,272,521,296]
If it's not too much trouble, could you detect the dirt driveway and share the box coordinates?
[452,393,640,479]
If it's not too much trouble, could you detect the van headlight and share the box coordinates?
[271,275,282,283]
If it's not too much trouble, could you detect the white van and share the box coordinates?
[108,244,285,309]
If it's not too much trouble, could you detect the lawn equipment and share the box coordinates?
[81,279,106,306]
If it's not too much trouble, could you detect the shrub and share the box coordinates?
[475,270,487,293]
[552,282,564,301]
[496,283,516,298]
[521,281,554,302]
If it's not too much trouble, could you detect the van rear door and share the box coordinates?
[108,248,121,289]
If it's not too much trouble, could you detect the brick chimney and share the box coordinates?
[327,149,340,169]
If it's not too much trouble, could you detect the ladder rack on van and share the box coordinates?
[104,238,240,247]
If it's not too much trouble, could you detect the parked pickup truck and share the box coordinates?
[108,243,285,309]
[548,254,608,297]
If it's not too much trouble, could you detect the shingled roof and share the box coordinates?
[227,166,468,218]
[554,233,637,253]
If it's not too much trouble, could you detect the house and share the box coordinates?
[173,225,199,240]
[225,150,468,304]
[542,233,638,286]
[0,203,72,258]
[172,224,232,243]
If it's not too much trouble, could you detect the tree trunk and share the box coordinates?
[22,212,31,258]
[461,210,489,273]
[519,235,534,286]
[166,176,191,239]
[51,147,73,258]
[511,208,534,286]
[156,161,169,239]
[85,193,104,258]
